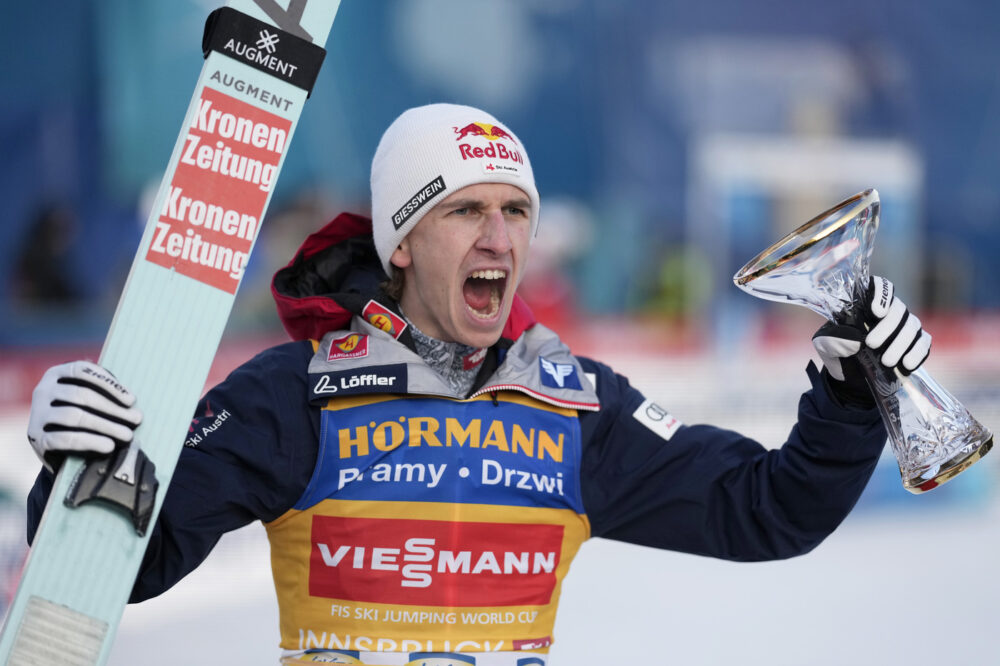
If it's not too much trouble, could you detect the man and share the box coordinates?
[26,103,929,665]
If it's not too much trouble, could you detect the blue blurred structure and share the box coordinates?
[2,0,1000,345]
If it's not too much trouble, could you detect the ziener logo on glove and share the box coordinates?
[80,365,128,398]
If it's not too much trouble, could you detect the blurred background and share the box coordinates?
[1,1,999,664]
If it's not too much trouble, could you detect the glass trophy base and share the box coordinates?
[904,433,993,494]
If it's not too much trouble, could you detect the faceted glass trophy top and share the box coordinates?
[733,189,880,321]
[731,187,992,492]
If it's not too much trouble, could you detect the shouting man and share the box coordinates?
[26,104,929,665]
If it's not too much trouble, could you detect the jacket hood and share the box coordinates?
[271,212,537,343]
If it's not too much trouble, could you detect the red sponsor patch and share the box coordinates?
[514,637,552,651]
[362,300,407,339]
[145,87,291,294]
[462,347,487,371]
[327,333,369,361]
[309,516,562,607]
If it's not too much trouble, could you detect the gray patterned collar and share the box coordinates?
[308,320,600,411]
[404,316,484,398]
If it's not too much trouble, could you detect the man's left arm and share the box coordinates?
[578,357,884,561]
[578,275,928,560]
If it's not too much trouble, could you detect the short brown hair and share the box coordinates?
[381,265,405,302]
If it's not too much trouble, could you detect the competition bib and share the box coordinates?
[265,393,590,656]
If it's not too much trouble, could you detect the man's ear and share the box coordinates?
[390,236,412,269]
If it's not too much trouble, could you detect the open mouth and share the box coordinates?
[463,269,507,319]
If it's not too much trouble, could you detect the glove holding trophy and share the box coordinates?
[734,189,992,493]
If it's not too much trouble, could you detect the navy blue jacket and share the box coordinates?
[27,213,886,602]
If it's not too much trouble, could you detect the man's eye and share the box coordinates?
[506,207,527,217]
[451,207,469,216]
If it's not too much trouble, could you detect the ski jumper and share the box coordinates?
[27,214,888,665]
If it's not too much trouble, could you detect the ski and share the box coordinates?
[0,2,340,664]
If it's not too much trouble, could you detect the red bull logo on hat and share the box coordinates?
[453,122,518,145]
[453,122,524,168]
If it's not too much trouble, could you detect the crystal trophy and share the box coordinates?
[733,188,992,493]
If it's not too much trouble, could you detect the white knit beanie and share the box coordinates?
[370,103,539,274]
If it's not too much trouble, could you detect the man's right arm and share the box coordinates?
[24,341,320,602]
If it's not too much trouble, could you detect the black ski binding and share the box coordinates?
[65,441,159,536]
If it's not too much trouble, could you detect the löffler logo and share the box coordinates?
[309,516,563,607]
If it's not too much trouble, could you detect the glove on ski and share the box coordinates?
[812,276,931,407]
[27,360,143,472]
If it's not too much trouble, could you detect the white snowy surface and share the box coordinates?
[2,344,997,665]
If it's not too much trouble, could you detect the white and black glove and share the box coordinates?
[812,276,931,406]
[27,361,143,472]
